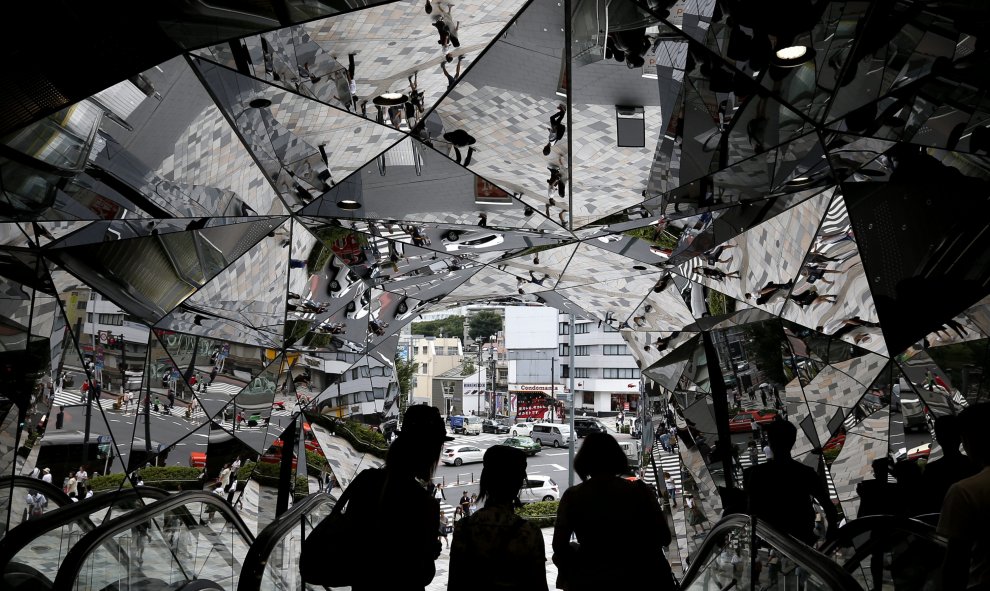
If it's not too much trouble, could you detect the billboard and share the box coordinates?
[504,306,558,350]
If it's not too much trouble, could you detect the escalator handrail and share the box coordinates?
[0,485,170,569]
[820,514,948,573]
[52,490,255,591]
[236,492,335,591]
[0,475,73,507]
[679,513,862,591]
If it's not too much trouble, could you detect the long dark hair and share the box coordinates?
[385,435,442,481]
[573,433,628,481]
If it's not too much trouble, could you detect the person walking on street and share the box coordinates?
[664,471,677,507]
[459,490,472,517]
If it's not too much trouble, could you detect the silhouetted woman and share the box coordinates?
[347,405,453,591]
[448,445,548,591]
[552,433,673,591]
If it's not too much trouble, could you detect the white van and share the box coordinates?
[618,440,642,467]
[530,423,572,448]
[463,415,483,435]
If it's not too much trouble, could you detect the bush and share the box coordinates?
[306,450,328,473]
[517,501,558,528]
[90,472,131,492]
[89,466,204,492]
[306,413,387,459]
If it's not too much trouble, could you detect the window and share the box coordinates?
[560,364,569,379]
[583,392,595,404]
[559,322,569,335]
[559,344,569,356]
[604,324,619,332]
[574,323,590,334]
[421,363,428,374]
[76,299,87,310]
[369,366,386,377]
[98,313,123,326]
[603,368,640,379]
[360,366,370,378]
[574,368,590,378]
[603,344,627,355]
[87,312,93,323]
[373,387,386,399]
[422,346,429,355]
[574,345,591,356]
[351,368,359,380]
[446,347,459,355]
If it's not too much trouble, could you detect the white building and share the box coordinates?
[555,313,641,415]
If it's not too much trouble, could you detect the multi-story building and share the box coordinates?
[410,336,463,405]
[555,313,642,416]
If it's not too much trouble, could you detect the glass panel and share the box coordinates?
[682,521,751,591]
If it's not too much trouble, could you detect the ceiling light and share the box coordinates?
[337,199,361,210]
[776,46,807,60]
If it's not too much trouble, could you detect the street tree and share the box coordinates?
[468,310,503,342]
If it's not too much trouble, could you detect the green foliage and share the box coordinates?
[742,320,787,386]
[89,472,130,492]
[468,310,503,342]
[623,225,680,250]
[707,290,728,316]
[411,315,464,339]
[306,413,388,459]
[395,353,416,397]
[306,449,328,472]
[462,360,475,376]
[516,500,558,527]
[823,447,841,465]
[89,466,203,492]
[294,475,310,498]
[344,419,387,448]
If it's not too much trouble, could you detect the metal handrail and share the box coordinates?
[236,492,334,591]
[52,491,254,591]
[679,513,862,591]
[0,485,169,569]
[0,474,72,508]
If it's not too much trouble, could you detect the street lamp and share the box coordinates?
[487,334,496,418]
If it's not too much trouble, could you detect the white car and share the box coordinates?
[519,475,559,503]
[442,230,505,251]
[596,234,622,243]
[511,422,534,437]
[441,445,484,466]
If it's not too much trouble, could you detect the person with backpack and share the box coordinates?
[26,490,47,520]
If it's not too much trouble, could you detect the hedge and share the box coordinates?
[89,466,203,492]
[516,500,558,528]
[306,413,388,459]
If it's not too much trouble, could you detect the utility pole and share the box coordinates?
[567,313,576,487]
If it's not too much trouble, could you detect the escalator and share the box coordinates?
[823,515,948,591]
[0,486,170,590]
[237,492,335,591]
[52,490,254,591]
[679,514,862,591]
[1,475,73,538]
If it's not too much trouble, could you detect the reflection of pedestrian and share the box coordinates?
[542,105,567,155]
[442,130,477,165]
[55,406,65,430]
[441,55,464,90]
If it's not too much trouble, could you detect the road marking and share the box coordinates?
[544,452,569,456]
[537,463,568,471]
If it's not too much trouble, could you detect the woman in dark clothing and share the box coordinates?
[552,433,674,591]
[788,288,836,308]
[346,405,453,591]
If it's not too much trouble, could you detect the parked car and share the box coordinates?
[450,415,482,435]
[510,422,534,437]
[482,419,510,434]
[442,230,505,251]
[728,409,778,433]
[530,423,573,448]
[441,445,484,466]
[901,397,929,433]
[519,475,559,503]
[573,417,607,438]
[500,437,541,456]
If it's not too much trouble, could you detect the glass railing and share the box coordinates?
[0,475,73,540]
[0,486,169,587]
[53,490,254,591]
[680,514,862,591]
[237,492,335,591]
[823,515,946,591]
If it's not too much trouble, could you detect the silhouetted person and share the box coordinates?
[892,459,925,517]
[333,405,452,591]
[924,415,978,514]
[552,433,673,591]
[55,406,65,430]
[938,403,990,591]
[448,446,548,591]
[744,420,839,546]
[857,458,897,518]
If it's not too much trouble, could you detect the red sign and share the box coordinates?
[516,401,549,420]
[624,403,630,411]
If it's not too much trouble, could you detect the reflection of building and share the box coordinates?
[555,313,641,415]
[308,352,398,421]
[433,364,488,416]
[61,289,150,388]
[505,306,559,420]
[410,336,463,405]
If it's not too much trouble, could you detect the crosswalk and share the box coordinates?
[51,382,294,428]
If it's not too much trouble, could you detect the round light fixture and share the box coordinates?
[249,98,272,109]
[771,45,816,68]
[372,93,408,107]
[336,199,361,210]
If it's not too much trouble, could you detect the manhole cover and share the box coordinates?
[31,545,52,552]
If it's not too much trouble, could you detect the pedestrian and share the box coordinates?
[75,466,89,488]
[552,433,674,591]
[744,420,839,546]
[686,494,708,535]
[440,55,464,90]
[459,490,471,517]
[469,493,478,515]
[750,417,760,441]
[760,388,768,407]
[26,490,47,520]
[65,474,78,498]
[925,370,936,391]
[80,380,89,403]
[937,403,990,591]
[41,467,52,484]
[747,441,759,467]
[542,104,567,155]
[30,466,40,479]
[433,482,446,502]
[663,471,677,507]
[442,129,477,165]
[301,404,451,590]
[448,446,548,591]
[439,512,451,548]
[55,406,65,430]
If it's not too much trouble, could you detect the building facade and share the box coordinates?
[410,336,463,405]
[556,313,641,416]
